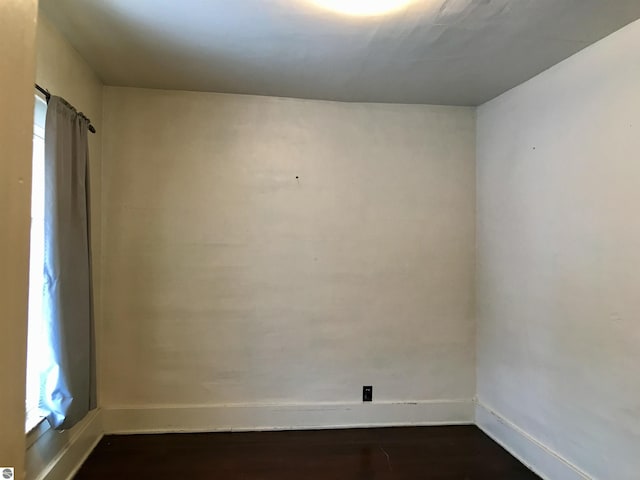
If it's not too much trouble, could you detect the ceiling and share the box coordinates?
[40,0,640,106]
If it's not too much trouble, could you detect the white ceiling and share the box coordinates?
[40,0,640,106]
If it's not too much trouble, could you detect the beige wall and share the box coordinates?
[0,1,38,478]
[25,11,105,480]
[476,18,640,480]
[101,88,476,414]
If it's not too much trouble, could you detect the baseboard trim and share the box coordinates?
[103,399,474,434]
[25,400,596,479]
[26,409,103,480]
[475,401,592,480]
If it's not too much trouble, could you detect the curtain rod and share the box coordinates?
[35,83,97,134]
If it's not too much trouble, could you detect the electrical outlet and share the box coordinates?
[363,385,373,402]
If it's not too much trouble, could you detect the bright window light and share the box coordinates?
[310,0,415,16]
[25,95,49,433]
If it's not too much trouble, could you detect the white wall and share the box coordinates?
[23,10,640,480]
[101,87,476,427]
[25,12,105,480]
[476,18,640,480]
[0,2,38,478]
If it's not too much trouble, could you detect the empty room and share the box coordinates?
[1,1,639,479]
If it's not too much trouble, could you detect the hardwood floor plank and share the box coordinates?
[75,426,540,479]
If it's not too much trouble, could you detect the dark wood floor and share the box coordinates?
[75,426,540,479]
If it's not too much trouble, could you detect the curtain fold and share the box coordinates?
[42,96,96,430]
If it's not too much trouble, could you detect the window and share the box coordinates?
[25,95,48,432]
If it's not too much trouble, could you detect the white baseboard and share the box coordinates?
[21,400,597,480]
[30,399,593,480]
[475,401,592,480]
[103,399,474,434]
[26,409,103,480]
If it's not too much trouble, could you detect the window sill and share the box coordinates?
[26,411,50,448]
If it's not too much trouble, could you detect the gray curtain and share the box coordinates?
[42,96,96,430]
